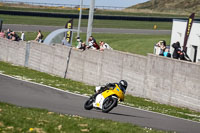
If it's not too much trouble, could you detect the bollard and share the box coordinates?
[153,24,157,30]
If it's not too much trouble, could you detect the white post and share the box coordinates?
[86,0,95,45]
[77,0,83,38]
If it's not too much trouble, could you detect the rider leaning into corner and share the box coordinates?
[94,80,128,98]
[84,80,128,113]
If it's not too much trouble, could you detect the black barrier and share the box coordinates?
[0,10,199,22]
[0,19,2,32]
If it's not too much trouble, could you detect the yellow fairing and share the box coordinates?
[102,84,124,101]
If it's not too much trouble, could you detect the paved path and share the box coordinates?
[2,24,171,35]
[0,74,199,133]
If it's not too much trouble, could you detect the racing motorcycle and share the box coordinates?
[84,84,125,113]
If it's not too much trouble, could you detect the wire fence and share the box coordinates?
[0,0,126,10]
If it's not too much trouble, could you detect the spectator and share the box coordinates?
[159,40,166,55]
[93,42,100,50]
[76,37,82,49]
[88,36,100,50]
[0,30,5,38]
[99,41,113,51]
[154,40,166,55]
[171,41,192,61]
[35,30,43,43]
[163,48,171,57]
[172,41,181,59]
[88,37,94,49]
[10,31,20,41]
[79,42,87,51]
[21,32,25,41]
[5,29,12,39]
[89,36,97,44]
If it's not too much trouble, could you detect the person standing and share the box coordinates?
[21,32,25,41]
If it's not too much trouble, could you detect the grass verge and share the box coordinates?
[0,14,172,30]
[0,102,170,133]
[18,32,171,56]
[0,61,200,122]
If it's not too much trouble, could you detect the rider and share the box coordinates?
[95,80,128,95]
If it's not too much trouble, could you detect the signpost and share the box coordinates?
[77,0,83,38]
[86,0,95,45]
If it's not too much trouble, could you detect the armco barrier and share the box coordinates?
[0,38,199,111]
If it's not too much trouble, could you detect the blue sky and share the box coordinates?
[5,0,149,8]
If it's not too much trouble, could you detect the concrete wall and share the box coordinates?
[0,38,199,111]
[144,54,200,111]
[0,39,26,66]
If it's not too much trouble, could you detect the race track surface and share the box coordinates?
[2,24,171,35]
[0,74,199,133]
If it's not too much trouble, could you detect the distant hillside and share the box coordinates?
[129,0,200,15]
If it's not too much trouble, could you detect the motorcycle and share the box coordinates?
[84,84,125,113]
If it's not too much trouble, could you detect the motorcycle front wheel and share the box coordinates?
[84,97,94,110]
[102,96,118,113]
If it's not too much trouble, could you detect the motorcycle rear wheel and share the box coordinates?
[102,96,118,113]
[84,97,94,110]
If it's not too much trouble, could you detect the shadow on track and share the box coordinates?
[108,112,149,119]
[89,109,149,119]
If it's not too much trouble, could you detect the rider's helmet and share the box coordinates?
[119,80,128,93]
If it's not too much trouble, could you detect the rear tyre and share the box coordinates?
[102,96,118,113]
[84,97,94,110]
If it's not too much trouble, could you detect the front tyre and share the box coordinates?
[102,96,118,113]
[84,97,94,110]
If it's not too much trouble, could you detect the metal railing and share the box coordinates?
[0,0,126,10]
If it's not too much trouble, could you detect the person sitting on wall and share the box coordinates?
[87,36,100,50]
[35,30,43,43]
[76,37,83,49]
[99,41,113,51]
[89,36,97,44]
[5,29,12,39]
[0,30,5,38]
[162,48,171,57]
[78,42,87,51]
[10,31,20,41]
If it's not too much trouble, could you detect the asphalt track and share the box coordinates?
[0,74,200,133]
[2,24,171,35]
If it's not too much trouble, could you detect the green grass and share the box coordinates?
[124,95,200,122]
[86,33,171,56]
[0,14,172,30]
[0,102,169,133]
[18,32,170,56]
[0,61,200,122]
